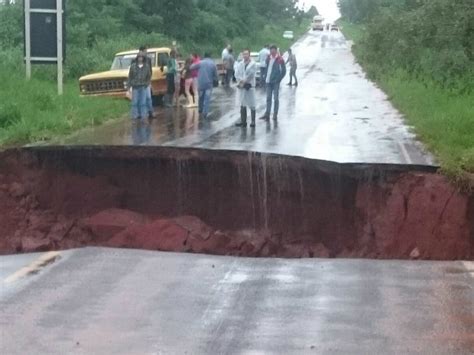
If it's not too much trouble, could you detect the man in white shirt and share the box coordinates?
[235,49,258,128]
[258,44,270,88]
[221,44,232,85]
[221,44,231,61]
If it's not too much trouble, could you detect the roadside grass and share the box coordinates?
[337,20,366,44]
[381,73,474,177]
[339,19,474,184]
[0,69,128,147]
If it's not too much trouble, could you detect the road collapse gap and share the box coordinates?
[0,146,472,259]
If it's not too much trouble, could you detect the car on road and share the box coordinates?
[331,24,339,32]
[283,30,294,39]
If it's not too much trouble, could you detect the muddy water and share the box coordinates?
[0,147,472,259]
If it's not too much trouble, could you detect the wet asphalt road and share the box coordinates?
[56,31,435,166]
[1,248,473,354]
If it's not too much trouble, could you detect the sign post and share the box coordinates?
[24,0,32,79]
[56,0,63,95]
[24,0,64,95]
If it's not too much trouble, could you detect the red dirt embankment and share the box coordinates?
[0,147,472,259]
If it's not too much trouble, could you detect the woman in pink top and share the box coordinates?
[191,53,200,107]
[182,55,196,108]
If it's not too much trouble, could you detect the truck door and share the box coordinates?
[151,51,170,96]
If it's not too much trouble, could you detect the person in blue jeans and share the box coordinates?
[165,50,178,107]
[128,53,152,122]
[260,45,286,121]
[133,46,155,118]
[190,52,218,119]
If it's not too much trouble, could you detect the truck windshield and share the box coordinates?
[110,53,156,70]
[110,55,136,70]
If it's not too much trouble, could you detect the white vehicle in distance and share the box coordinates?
[312,15,324,31]
[283,30,294,39]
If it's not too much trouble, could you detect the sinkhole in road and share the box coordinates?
[0,146,472,260]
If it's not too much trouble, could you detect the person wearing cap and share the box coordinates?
[128,53,152,122]
[235,49,257,128]
[260,44,286,121]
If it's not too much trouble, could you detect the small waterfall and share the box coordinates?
[260,154,269,231]
[247,152,257,229]
[176,158,189,216]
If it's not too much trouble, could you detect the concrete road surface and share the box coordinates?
[1,248,473,354]
[54,31,435,166]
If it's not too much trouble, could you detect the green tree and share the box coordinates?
[339,0,474,92]
[0,2,22,48]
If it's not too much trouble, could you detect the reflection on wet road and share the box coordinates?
[57,31,435,166]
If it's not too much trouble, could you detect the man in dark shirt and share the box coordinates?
[128,53,152,122]
[260,44,286,121]
[165,50,178,107]
[223,48,235,87]
[134,46,155,118]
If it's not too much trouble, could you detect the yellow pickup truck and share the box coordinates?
[79,47,171,100]
[79,47,226,101]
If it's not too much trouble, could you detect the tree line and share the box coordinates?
[338,0,474,92]
[0,0,314,79]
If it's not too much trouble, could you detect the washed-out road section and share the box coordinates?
[2,30,471,355]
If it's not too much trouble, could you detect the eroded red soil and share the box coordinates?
[0,148,472,259]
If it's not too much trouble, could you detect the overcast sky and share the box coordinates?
[300,0,341,22]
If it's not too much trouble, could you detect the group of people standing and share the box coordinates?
[165,51,219,120]
[127,46,218,122]
[164,50,201,109]
[233,44,297,128]
[127,42,298,127]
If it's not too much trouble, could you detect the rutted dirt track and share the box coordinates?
[0,147,472,259]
